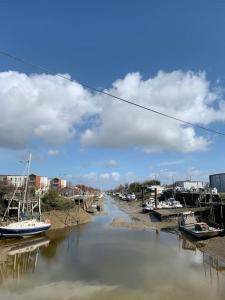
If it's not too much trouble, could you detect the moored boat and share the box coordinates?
[0,154,51,238]
[0,219,51,238]
[178,211,223,238]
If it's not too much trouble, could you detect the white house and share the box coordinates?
[175,180,204,191]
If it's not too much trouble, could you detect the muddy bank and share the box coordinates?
[42,194,107,231]
[198,236,225,261]
[43,206,92,231]
[112,198,225,261]
[112,199,176,230]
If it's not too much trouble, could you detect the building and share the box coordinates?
[61,186,80,197]
[209,173,225,193]
[175,180,204,191]
[50,178,67,189]
[146,185,165,196]
[28,174,50,192]
[0,175,26,188]
[0,174,50,191]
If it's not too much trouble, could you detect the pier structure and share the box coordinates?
[156,189,225,227]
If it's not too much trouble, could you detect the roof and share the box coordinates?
[209,173,225,177]
[0,174,26,177]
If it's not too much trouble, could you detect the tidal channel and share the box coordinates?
[0,196,225,300]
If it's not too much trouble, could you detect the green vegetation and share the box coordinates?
[112,179,161,195]
[41,189,73,211]
[0,183,15,216]
[142,179,160,186]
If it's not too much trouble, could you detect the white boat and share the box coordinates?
[142,203,154,213]
[0,219,51,238]
[171,200,183,208]
[142,198,155,212]
[0,154,51,238]
[157,201,173,209]
[157,199,183,209]
[178,211,223,238]
[130,193,136,200]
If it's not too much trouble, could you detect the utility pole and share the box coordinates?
[154,188,157,209]
[141,186,144,204]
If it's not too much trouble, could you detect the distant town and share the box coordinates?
[0,173,96,196]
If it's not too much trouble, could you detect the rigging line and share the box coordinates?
[0,49,225,137]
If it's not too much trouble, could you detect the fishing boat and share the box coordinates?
[178,211,223,238]
[0,154,51,238]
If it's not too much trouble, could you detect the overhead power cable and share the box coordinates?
[0,49,225,137]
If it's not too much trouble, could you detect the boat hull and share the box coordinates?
[0,224,51,238]
[180,225,222,238]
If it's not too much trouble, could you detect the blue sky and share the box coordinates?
[0,0,225,188]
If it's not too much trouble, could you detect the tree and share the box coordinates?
[129,182,141,193]
[143,179,160,186]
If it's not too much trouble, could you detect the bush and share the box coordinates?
[41,189,73,211]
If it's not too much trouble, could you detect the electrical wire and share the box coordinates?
[0,49,225,136]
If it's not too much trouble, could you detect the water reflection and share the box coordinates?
[0,237,49,284]
[179,235,197,251]
[0,197,225,300]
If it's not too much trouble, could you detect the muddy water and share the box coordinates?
[0,196,225,300]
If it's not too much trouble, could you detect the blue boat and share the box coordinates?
[0,219,51,238]
[0,154,51,238]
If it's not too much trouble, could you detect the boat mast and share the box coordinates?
[22,153,32,213]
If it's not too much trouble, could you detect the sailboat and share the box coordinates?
[0,154,51,238]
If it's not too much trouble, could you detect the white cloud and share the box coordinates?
[0,71,99,149]
[100,173,111,180]
[81,71,225,152]
[158,160,184,166]
[149,167,213,184]
[82,172,97,181]
[186,167,209,182]
[106,159,119,167]
[1,70,225,153]
[111,172,120,181]
[149,169,177,183]
[75,171,121,188]
[47,149,60,156]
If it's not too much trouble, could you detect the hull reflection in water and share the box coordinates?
[179,234,225,289]
[0,237,50,283]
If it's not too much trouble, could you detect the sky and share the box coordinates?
[0,0,225,189]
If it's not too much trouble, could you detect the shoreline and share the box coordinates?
[111,198,225,262]
[0,206,92,246]
[42,206,92,231]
